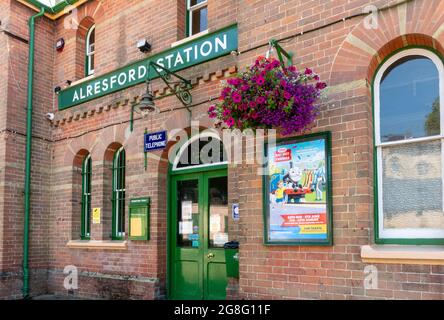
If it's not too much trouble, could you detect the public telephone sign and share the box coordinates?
[58,24,238,110]
[144,130,167,152]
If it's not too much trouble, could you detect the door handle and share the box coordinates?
[207,253,215,259]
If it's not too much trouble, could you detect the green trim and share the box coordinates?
[111,147,126,240]
[262,131,333,246]
[170,163,228,176]
[24,0,80,13]
[80,154,92,240]
[372,45,444,245]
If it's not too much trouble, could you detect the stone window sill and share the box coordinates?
[69,74,95,87]
[66,240,128,250]
[171,29,210,48]
[361,245,444,265]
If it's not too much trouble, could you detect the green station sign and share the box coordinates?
[58,24,238,110]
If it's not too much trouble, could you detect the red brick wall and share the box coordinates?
[0,0,443,300]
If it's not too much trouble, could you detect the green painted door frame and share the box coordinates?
[167,166,228,300]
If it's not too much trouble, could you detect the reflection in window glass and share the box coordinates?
[380,56,440,142]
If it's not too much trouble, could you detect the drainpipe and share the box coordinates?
[23,7,45,299]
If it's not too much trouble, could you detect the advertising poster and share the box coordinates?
[264,132,332,245]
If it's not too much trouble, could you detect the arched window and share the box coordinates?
[81,154,92,239]
[374,48,444,243]
[172,132,228,171]
[112,146,126,240]
[86,25,95,76]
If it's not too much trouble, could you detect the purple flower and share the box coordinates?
[256,76,265,86]
[232,92,242,103]
[305,68,313,75]
[208,105,216,113]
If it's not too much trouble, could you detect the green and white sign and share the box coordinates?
[58,24,238,110]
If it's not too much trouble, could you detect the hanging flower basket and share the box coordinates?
[208,56,327,135]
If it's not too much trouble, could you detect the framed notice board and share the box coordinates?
[263,132,333,246]
[129,198,151,240]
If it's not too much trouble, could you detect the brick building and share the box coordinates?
[0,0,443,300]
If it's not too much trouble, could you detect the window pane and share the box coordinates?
[381,140,444,230]
[177,180,199,248]
[190,0,206,7]
[89,28,95,45]
[209,177,228,248]
[380,56,440,142]
[191,7,207,35]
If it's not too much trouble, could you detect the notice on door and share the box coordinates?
[179,221,193,235]
[181,201,193,220]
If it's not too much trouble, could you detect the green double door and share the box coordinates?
[169,170,229,300]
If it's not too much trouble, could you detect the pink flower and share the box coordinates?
[271,60,280,68]
[288,66,296,72]
[232,92,242,103]
[226,117,235,127]
[208,105,216,112]
[223,109,231,117]
[256,76,265,86]
[284,91,292,100]
[257,96,266,104]
[316,82,327,90]
[305,68,313,75]
[209,112,216,118]
[241,85,250,91]
[249,101,257,108]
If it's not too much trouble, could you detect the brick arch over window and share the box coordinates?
[329,0,444,86]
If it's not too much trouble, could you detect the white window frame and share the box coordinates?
[187,0,208,37]
[86,25,95,76]
[374,48,444,239]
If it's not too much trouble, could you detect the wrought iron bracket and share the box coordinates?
[269,39,294,67]
[149,61,193,111]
